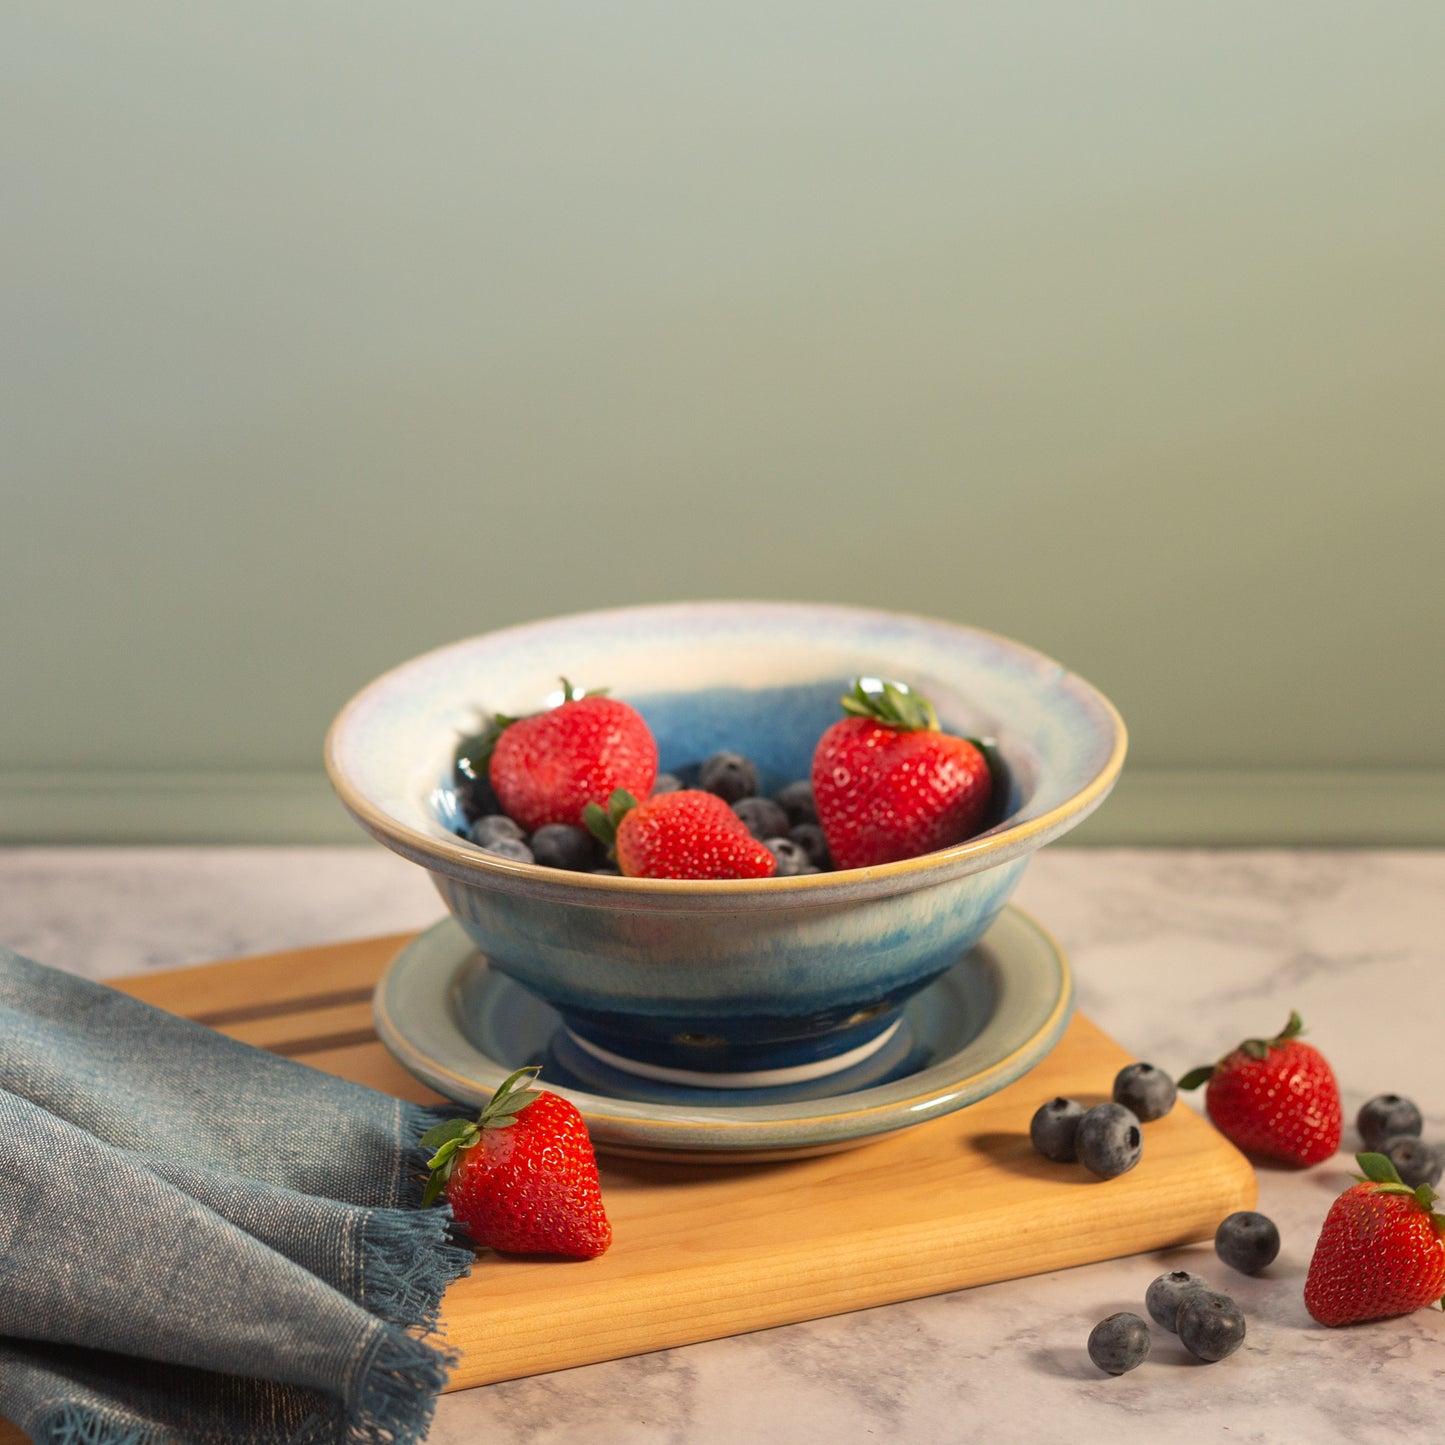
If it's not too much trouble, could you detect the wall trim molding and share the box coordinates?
[2,768,1442,846]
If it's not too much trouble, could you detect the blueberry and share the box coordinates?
[1176,1289,1246,1362]
[1112,1063,1177,1123]
[1214,1211,1280,1275]
[788,822,833,871]
[468,814,525,848]
[698,751,759,803]
[733,796,790,841]
[1087,1312,1151,1375]
[1145,1270,1210,1332]
[529,823,601,872]
[765,838,817,877]
[1029,1097,1085,1163]
[652,772,684,795]
[774,779,818,826]
[1076,1102,1144,1180]
[1358,1094,1423,1152]
[1384,1135,1443,1188]
[479,836,534,864]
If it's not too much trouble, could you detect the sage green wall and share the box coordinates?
[3,4,1442,844]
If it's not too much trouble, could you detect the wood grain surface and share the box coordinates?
[1,931,1256,1434]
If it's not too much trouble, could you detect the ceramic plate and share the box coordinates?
[373,905,1073,1162]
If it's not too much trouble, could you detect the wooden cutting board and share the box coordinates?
[14,932,1258,1404]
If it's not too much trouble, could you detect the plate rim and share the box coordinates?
[373,904,1073,1156]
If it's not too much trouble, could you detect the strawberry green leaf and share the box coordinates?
[421,1159,454,1208]
[583,801,615,847]
[1273,1011,1305,1044]
[423,1136,463,1175]
[838,678,939,733]
[420,1121,480,1207]
[418,1117,478,1151]
[1234,1011,1307,1064]
[477,1065,543,1130]
[1355,1151,1404,1185]
[558,676,608,702]
[1177,1066,1215,1091]
[585,789,638,849]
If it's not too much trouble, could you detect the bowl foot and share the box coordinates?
[560,1015,902,1089]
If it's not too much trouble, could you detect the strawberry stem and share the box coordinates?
[558,677,608,702]
[477,1066,543,1128]
[1183,1009,1309,1078]
[1240,1011,1305,1061]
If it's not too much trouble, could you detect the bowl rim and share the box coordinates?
[324,599,1127,898]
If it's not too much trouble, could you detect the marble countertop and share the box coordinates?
[3,846,1442,1443]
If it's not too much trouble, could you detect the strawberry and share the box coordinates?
[809,679,993,871]
[1304,1152,1445,1326]
[486,680,658,834]
[1178,1011,1342,1167]
[420,1066,611,1259]
[586,788,777,880]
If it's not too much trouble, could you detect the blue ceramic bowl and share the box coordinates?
[325,602,1125,1085]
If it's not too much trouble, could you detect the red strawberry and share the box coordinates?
[587,788,777,880]
[1304,1152,1445,1326]
[810,679,993,871]
[420,1067,611,1259]
[1178,1011,1342,1167]
[487,680,658,834]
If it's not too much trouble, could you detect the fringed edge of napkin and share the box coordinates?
[20,1324,459,1445]
[21,1403,156,1445]
[357,1204,474,1333]
[327,1101,480,1445]
[328,1324,458,1445]
[352,1101,478,1336]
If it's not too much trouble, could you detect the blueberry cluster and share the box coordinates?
[1145,1265,1249,1362]
[1089,1257,1256,1376]
[463,814,611,872]
[1357,1092,1442,1187]
[1029,1060,1176,1181]
[452,740,835,877]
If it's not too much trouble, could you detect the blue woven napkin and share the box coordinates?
[0,945,473,1445]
